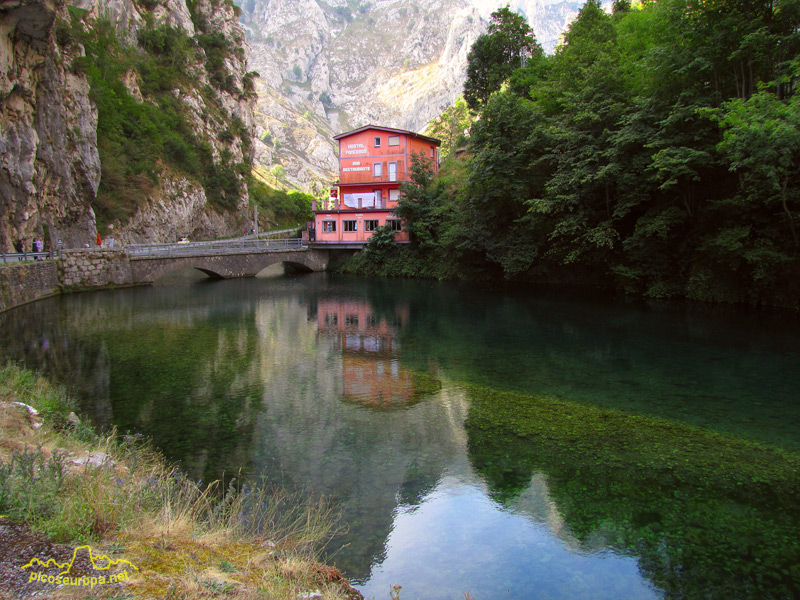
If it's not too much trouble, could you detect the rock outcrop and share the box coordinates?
[0,0,257,250]
[0,0,100,251]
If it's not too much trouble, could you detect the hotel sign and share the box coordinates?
[344,143,367,156]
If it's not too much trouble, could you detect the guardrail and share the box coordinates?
[1,238,307,263]
[0,251,58,264]
[126,237,306,257]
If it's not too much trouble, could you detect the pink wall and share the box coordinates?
[314,211,408,243]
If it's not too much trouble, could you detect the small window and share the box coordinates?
[323,221,336,232]
[430,146,435,158]
[374,136,381,147]
[365,219,379,232]
[373,162,383,177]
[389,189,400,203]
[386,219,402,232]
[344,220,358,232]
[388,135,400,146]
[345,314,359,326]
[324,313,338,326]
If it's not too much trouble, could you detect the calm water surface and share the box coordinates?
[2,273,800,599]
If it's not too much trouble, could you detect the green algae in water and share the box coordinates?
[464,383,800,599]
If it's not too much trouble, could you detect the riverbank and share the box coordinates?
[0,363,362,600]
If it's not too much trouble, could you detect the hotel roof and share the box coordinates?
[333,125,440,146]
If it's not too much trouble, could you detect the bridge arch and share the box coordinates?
[259,260,315,276]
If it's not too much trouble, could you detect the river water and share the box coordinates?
[2,272,799,599]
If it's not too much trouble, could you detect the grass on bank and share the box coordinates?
[0,363,360,599]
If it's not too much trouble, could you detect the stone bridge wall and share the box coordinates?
[59,249,134,290]
[0,260,59,313]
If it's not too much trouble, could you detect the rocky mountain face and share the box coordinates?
[239,0,588,191]
[0,0,256,250]
[1,0,98,251]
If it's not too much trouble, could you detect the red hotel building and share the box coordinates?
[312,125,440,244]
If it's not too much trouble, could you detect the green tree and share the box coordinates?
[526,0,631,272]
[425,97,473,158]
[719,90,800,247]
[269,164,285,184]
[463,6,542,111]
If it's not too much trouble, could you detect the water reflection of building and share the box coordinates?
[316,299,422,408]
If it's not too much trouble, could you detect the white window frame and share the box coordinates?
[343,220,358,232]
[373,162,383,177]
[374,136,381,147]
[388,135,400,146]
[322,221,336,232]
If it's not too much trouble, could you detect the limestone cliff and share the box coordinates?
[0,0,257,250]
[0,0,99,251]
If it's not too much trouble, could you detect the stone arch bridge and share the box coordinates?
[57,240,350,291]
[129,245,329,284]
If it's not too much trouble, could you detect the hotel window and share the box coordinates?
[389,189,400,203]
[374,136,381,147]
[374,189,382,207]
[322,221,336,232]
[345,314,359,326]
[365,219,379,232]
[373,162,383,177]
[388,135,400,146]
[344,220,357,232]
[324,313,338,326]
[387,219,402,232]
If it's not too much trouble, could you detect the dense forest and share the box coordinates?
[345,0,800,309]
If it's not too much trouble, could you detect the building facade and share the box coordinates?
[312,126,440,244]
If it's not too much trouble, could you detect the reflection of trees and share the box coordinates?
[93,342,113,430]
[0,282,269,484]
[392,281,800,451]
[463,384,800,599]
[100,305,266,484]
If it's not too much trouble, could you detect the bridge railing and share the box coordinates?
[0,251,58,264]
[126,237,306,257]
